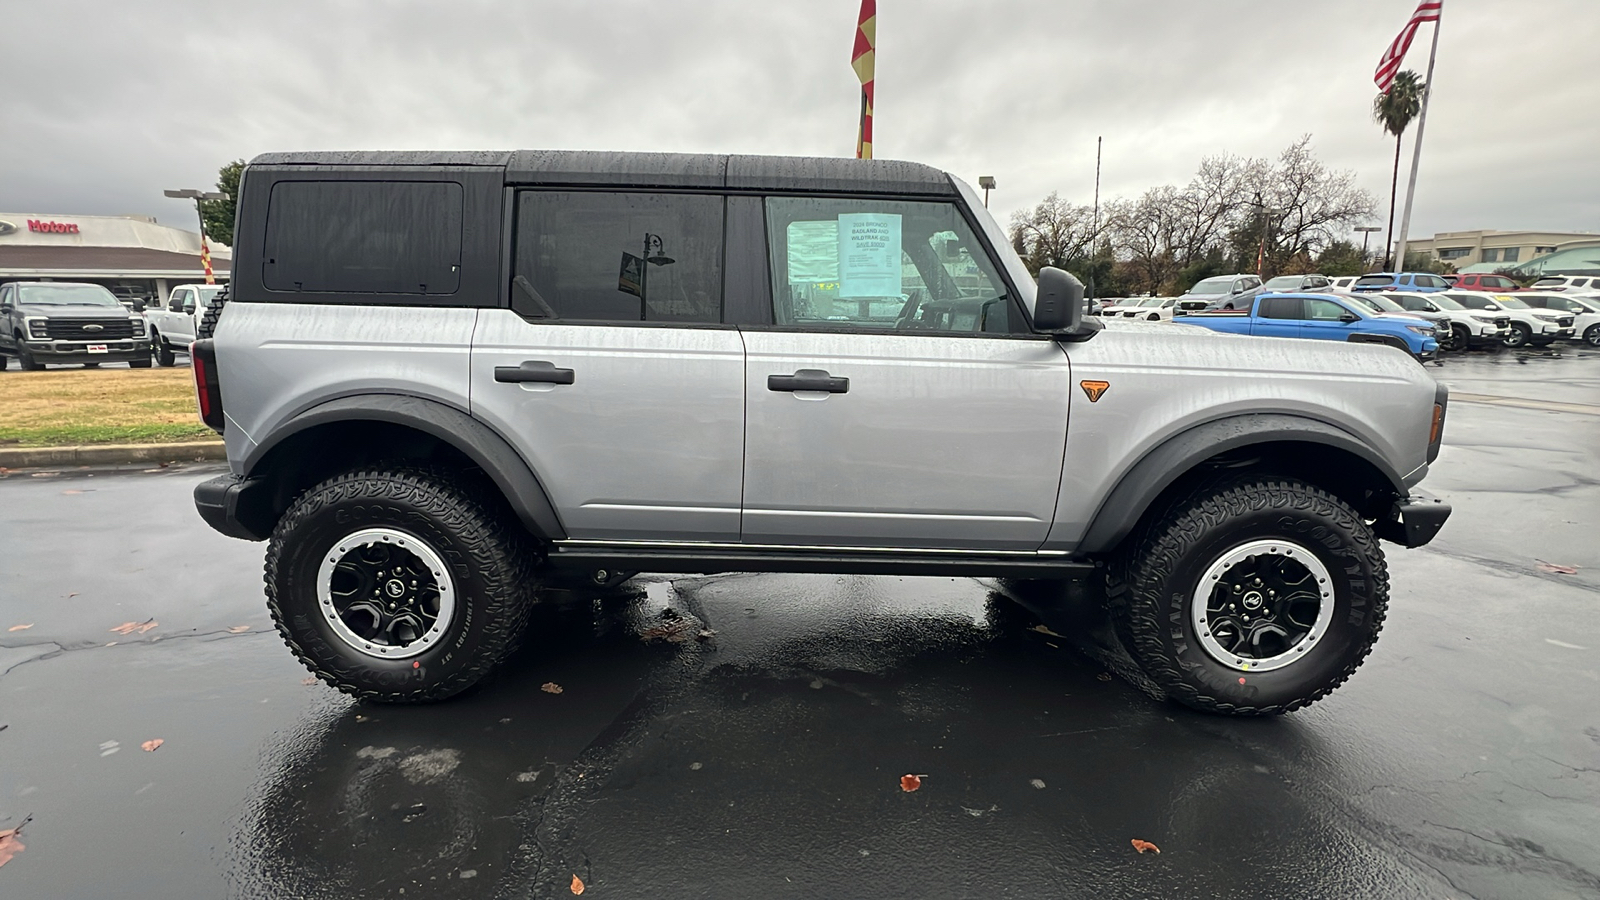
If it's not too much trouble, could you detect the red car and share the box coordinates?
[1445,273,1524,291]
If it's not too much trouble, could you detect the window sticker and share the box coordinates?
[837,213,902,299]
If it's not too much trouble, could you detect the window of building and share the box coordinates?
[763,197,1012,334]
[262,181,463,295]
[512,192,724,323]
[1534,246,1558,255]
[1480,248,1500,263]
[1438,247,1471,260]
[1501,247,1520,263]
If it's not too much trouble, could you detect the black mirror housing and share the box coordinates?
[1033,267,1100,341]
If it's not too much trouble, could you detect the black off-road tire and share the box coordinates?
[195,285,228,340]
[16,342,42,370]
[265,465,541,703]
[1105,477,1389,716]
[152,333,176,366]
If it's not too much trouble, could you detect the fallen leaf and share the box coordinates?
[227,625,250,634]
[7,624,32,632]
[67,592,78,598]
[571,873,585,895]
[301,677,318,686]
[1030,624,1066,638]
[62,489,84,495]
[110,619,157,635]
[0,815,32,868]
[1131,838,1161,854]
[1535,560,1579,575]
[900,774,923,792]
[695,629,717,641]
[541,682,564,694]
[141,739,164,752]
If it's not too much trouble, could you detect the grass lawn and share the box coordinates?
[0,367,217,447]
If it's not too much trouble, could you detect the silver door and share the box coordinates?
[740,331,1071,550]
[471,311,746,542]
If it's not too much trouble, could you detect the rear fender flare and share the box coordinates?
[1075,413,1407,554]
[244,393,566,540]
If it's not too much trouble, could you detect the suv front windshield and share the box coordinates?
[1418,293,1464,310]
[1263,276,1304,289]
[1494,295,1532,310]
[16,284,123,307]
[1446,293,1495,310]
[1189,277,1236,294]
[1348,294,1407,314]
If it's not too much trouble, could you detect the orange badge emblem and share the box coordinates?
[1080,380,1110,402]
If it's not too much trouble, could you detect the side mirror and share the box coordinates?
[1033,267,1099,340]
[183,302,196,315]
[1338,312,1360,323]
[132,299,147,312]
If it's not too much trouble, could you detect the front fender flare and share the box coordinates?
[244,393,566,541]
[1075,413,1407,555]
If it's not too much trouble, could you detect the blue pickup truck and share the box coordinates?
[1182,292,1441,359]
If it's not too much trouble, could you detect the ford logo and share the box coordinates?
[83,324,104,332]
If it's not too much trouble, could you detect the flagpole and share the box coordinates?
[857,89,867,159]
[1392,9,1441,271]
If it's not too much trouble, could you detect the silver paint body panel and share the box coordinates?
[212,303,479,476]
[469,311,747,542]
[740,331,1071,550]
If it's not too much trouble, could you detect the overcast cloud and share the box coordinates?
[3,0,1595,242]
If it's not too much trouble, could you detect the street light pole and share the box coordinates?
[978,175,996,209]
[164,188,226,285]
[1355,225,1382,270]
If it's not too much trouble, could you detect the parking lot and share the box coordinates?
[2,344,1597,900]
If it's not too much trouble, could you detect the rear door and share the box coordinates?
[470,190,747,542]
[1250,295,1303,338]
[737,195,1071,551]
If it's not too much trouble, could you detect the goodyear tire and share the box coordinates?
[1106,477,1388,715]
[265,465,539,703]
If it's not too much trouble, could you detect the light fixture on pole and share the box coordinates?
[977,176,996,208]
[1354,226,1382,267]
[636,233,676,320]
[164,188,228,285]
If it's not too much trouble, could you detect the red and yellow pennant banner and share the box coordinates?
[200,234,215,285]
[852,0,875,159]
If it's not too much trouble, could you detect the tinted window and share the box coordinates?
[513,192,723,323]
[1355,275,1391,287]
[764,197,1011,334]
[1306,298,1350,320]
[1446,292,1495,310]
[1258,296,1303,319]
[263,181,463,295]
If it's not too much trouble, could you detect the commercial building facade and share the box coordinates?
[0,212,230,305]
[1405,229,1596,271]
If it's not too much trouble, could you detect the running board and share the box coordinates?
[546,542,1098,578]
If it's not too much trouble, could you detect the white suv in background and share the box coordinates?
[1516,292,1600,347]
[1382,291,1508,350]
[1116,296,1179,321]
[1444,291,1574,347]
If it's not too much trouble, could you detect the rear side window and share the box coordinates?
[1258,296,1303,319]
[1355,275,1390,287]
[262,181,463,295]
[513,191,723,323]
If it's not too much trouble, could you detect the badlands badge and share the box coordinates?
[1080,380,1109,402]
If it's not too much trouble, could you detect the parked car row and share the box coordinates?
[0,280,227,370]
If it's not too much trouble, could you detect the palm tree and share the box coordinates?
[1373,71,1426,270]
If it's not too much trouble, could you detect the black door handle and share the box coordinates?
[767,369,849,394]
[494,360,575,385]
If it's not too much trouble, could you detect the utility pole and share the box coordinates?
[1090,135,1102,301]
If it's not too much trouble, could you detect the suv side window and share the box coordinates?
[512,191,723,323]
[263,180,463,296]
[763,196,1012,333]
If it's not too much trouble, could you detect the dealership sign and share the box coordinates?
[28,219,80,234]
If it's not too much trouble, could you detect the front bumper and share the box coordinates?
[194,473,272,541]
[1373,491,1452,548]
[20,339,148,363]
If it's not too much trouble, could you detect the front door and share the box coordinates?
[471,190,746,543]
[739,196,1071,551]
[1299,296,1362,341]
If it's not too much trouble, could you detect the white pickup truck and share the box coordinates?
[144,284,225,366]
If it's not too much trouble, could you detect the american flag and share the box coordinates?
[1375,0,1442,92]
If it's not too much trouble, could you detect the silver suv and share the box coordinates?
[190,151,1451,715]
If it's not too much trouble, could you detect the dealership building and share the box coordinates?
[0,212,230,305]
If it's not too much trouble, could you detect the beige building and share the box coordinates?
[0,212,230,306]
[1405,229,1596,270]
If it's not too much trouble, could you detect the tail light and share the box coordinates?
[191,339,225,434]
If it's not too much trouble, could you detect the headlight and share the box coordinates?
[130,318,146,336]
[1468,314,1496,323]
[1532,312,1561,322]
[1406,325,1434,335]
[25,317,50,340]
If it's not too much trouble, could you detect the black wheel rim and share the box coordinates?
[1192,540,1334,672]
[315,528,456,659]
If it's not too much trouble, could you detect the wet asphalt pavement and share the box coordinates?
[2,346,1598,900]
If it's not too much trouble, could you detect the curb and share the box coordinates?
[0,441,226,468]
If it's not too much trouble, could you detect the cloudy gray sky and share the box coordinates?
[3,0,1595,242]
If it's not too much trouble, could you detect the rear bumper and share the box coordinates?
[194,473,271,541]
[1374,491,1452,548]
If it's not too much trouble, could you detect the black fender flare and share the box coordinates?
[1075,413,1407,554]
[244,393,566,540]
[1347,332,1412,354]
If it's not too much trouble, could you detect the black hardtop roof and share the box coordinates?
[246,150,958,196]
